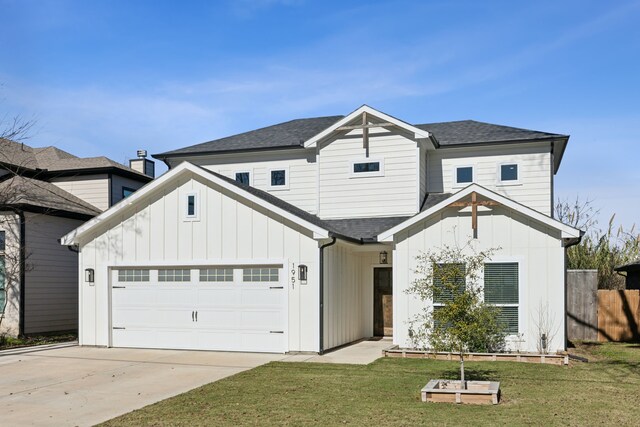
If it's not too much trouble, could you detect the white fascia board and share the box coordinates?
[303,105,431,148]
[377,183,582,242]
[60,162,329,246]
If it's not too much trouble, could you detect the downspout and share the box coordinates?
[318,236,337,355]
[563,235,583,350]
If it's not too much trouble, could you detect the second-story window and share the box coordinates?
[500,164,519,183]
[235,171,251,185]
[122,187,135,199]
[350,158,384,177]
[269,168,289,189]
[185,192,199,220]
[455,166,474,185]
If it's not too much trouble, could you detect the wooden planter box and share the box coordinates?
[421,380,500,405]
[384,347,568,366]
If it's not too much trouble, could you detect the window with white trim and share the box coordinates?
[118,269,150,282]
[199,268,234,282]
[235,171,251,186]
[158,268,191,282]
[184,192,199,220]
[499,164,519,183]
[455,166,473,185]
[484,263,519,334]
[243,267,279,282]
[350,158,384,177]
[432,263,466,304]
[270,169,287,187]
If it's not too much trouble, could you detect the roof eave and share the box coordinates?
[152,145,306,160]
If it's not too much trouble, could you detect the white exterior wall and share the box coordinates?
[50,174,110,211]
[319,128,419,219]
[393,205,565,353]
[427,143,553,215]
[77,172,320,352]
[24,213,83,333]
[110,174,147,206]
[171,150,318,214]
[0,213,21,337]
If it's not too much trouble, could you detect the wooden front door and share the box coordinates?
[374,268,393,337]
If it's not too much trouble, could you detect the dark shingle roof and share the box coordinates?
[0,176,101,217]
[421,192,453,211]
[416,120,566,146]
[197,164,450,242]
[155,116,567,159]
[155,116,343,157]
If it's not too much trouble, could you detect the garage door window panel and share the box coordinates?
[200,268,234,282]
[243,267,279,282]
[158,268,191,282]
[118,269,150,282]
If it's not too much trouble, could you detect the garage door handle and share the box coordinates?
[195,311,198,322]
[113,327,125,330]
[113,286,126,289]
[269,331,284,334]
[270,286,284,289]
[192,311,195,322]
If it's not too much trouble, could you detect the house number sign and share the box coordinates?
[291,263,296,289]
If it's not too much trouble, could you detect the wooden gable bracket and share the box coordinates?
[336,111,395,158]
[448,191,501,238]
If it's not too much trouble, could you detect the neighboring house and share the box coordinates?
[614,260,640,290]
[61,105,582,354]
[0,139,154,337]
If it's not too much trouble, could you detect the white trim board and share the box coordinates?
[377,183,582,242]
[60,162,329,245]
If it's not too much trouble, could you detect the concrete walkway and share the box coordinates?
[0,340,388,426]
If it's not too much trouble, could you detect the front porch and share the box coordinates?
[322,241,395,352]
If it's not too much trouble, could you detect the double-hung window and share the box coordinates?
[484,263,519,334]
[432,263,466,328]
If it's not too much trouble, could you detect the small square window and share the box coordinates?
[500,164,518,182]
[271,170,286,186]
[456,166,473,184]
[235,172,250,185]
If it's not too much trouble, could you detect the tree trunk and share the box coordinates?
[459,351,466,390]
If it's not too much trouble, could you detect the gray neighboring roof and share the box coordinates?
[416,120,566,146]
[155,116,344,158]
[0,176,101,217]
[197,163,450,242]
[0,139,151,180]
[614,260,640,272]
[421,192,453,211]
[154,116,568,159]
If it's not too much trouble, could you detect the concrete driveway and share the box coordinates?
[0,345,287,426]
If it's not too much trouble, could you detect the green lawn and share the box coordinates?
[102,343,639,426]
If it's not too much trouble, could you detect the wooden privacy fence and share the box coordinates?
[597,290,640,342]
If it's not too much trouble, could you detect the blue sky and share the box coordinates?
[1,0,639,230]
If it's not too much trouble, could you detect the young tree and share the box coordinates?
[406,241,506,389]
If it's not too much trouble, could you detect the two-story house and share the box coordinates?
[0,139,153,337]
[61,105,581,354]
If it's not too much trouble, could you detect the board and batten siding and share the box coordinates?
[171,150,318,214]
[77,172,321,352]
[393,205,565,353]
[23,213,84,333]
[110,174,147,206]
[427,143,553,215]
[319,128,419,219]
[50,174,110,211]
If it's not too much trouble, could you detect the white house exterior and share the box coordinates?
[61,105,581,354]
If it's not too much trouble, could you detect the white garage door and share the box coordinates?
[111,266,287,353]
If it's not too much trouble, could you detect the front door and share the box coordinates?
[374,267,393,337]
